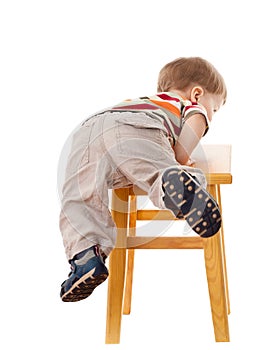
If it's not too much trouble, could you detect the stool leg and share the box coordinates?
[123,194,137,315]
[105,189,129,344]
[203,184,230,342]
[106,248,127,343]
[216,184,230,314]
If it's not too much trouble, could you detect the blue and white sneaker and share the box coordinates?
[162,168,221,237]
[60,245,108,302]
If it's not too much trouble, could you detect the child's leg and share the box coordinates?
[102,112,221,237]
[59,117,121,262]
[59,115,130,302]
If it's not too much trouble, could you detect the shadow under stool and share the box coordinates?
[105,144,232,343]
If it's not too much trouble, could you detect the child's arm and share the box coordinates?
[173,114,207,165]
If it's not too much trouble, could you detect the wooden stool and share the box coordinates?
[105,144,232,343]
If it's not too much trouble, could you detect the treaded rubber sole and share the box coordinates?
[162,168,221,237]
[61,269,109,302]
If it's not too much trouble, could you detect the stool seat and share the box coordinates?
[105,144,232,344]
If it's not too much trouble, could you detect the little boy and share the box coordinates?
[59,57,227,302]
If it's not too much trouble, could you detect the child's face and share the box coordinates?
[198,93,223,121]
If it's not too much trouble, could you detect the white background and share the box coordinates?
[1,0,267,349]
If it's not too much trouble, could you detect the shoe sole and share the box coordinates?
[162,169,221,237]
[61,268,109,302]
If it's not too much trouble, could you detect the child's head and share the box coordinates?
[157,57,227,104]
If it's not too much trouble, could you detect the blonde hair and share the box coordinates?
[157,57,227,103]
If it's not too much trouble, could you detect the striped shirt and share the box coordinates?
[110,92,209,145]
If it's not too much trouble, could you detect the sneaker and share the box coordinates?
[162,168,221,237]
[60,245,109,302]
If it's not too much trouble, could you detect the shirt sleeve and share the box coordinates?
[181,101,210,136]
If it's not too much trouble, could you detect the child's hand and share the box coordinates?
[186,158,195,166]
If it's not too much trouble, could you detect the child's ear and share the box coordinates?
[190,86,204,102]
